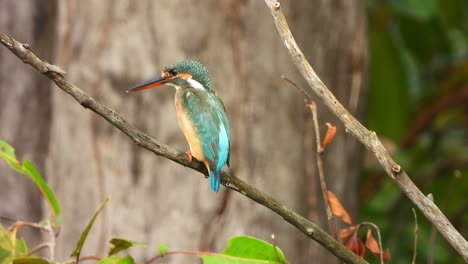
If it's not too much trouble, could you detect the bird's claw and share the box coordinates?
[185,150,193,163]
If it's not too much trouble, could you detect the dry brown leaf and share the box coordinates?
[365,229,380,254]
[366,229,392,263]
[327,191,353,225]
[346,234,366,258]
[322,123,337,150]
[340,225,357,243]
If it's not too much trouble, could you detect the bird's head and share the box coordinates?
[127,60,213,93]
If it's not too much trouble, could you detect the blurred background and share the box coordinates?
[0,0,466,263]
[364,1,467,263]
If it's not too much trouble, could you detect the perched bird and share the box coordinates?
[127,60,230,192]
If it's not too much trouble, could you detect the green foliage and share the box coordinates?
[13,257,50,264]
[0,225,29,264]
[98,256,135,264]
[368,23,411,141]
[199,236,286,264]
[108,238,146,256]
[14,238,28,257]
[0,141,61,221]
[1,140,288,263]
[390,0,438,21]
[365,0,468,263]
[71,197,109,259]
[157,243,170,255]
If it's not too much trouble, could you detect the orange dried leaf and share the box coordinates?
[366,229,392,263]
[365,229,380,254]
[327,191,353,225]
[322,123,337,150]
[340,225,357,243]
[346,235,366,258]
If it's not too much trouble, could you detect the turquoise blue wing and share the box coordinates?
[213,95,231,167]
[180,89,230,172]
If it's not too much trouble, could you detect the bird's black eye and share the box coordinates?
[169,68,178,76]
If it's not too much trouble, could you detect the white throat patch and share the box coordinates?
[187,78,204,90]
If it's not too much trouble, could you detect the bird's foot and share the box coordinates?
[185,150,193,163]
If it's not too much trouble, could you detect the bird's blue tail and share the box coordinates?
[209,169,221,192]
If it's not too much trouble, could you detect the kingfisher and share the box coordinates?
[127,60,230,192]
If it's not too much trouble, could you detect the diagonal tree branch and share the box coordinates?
[0,33,367,264]
[263,0,468,261]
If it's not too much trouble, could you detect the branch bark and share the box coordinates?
[0,33,367,264]
[263,0,468,261]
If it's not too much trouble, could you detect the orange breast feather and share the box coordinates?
[175,97,206,162]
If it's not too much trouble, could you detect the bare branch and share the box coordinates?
[0,32,366,264]
[282,76,338,239]
[263,0,468,260]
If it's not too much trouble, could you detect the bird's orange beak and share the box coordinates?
[126,75,169,93]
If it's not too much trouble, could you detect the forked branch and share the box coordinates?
[264,0,468,260]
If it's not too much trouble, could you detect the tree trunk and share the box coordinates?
[0,1,367,263]
[0,0,57,248]
[291,1,368,261]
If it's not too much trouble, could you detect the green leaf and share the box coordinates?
[0,141,22,172]
[98,255,135,264]
[23,161,61,220]
[391,0,438,21]
[13,257,50,264]
[0,141,16,159]
[0,246,12,264]
[108,238,146,256]
[0,140,61,220]
[71,197,110,259]
[15,238,28,257]
[200,236,286,264]
[157,243,170,255]
[0,224,28,263]
[0,225,15,264]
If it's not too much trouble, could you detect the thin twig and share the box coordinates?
[263,0,468,260]
[270,234,281,263]
[283,76,338,239]
[281,75,313,100]
[6,219,56,260]
[64,255,102,263]
[26,242,51,256]
[0,32,367,264]
[7,220,50,233]
[46,220,56,261]
[307,101,338,240]
[412,208,418,264]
